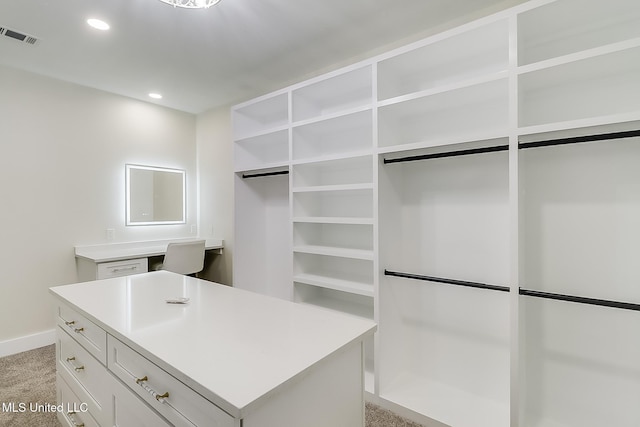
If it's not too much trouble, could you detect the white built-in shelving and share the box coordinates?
[232,1,640,425]
[519,134,640,427]
[378,78,509,149]
[292,66,372,122]
[379,143,511,427]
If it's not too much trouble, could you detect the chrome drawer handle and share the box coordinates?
[74,327,84,333]
[64,320,75,326]
[66,356,85,372]
[112,266,137,273]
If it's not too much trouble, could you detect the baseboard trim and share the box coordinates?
[0,329,56,358]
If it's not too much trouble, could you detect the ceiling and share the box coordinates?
[0,0,525,114]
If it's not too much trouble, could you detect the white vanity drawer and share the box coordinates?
[57,326,110,425]
[57,373,101,427]
[57,303,107,364]
[111,374,172,427]
[97,258,148,279]
[108,335,235,427]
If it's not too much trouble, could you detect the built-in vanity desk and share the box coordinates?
[75,238,223,281]
[50,271,376,427]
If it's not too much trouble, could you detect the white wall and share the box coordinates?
[0,64,197,350]
[196,106,234,285]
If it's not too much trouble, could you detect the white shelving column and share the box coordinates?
[290,65,377,392]
[232,92,293,300]
[376,14,512,427]
[516,1,640,426]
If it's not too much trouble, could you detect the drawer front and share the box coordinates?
[108,335,235,427]
[97,258,148,279]
[111,374,172,427]
[57,303,107,364]
[57,373,101,427]
[58,327,110,424]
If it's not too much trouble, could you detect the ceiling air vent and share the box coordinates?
[0,26,39,46]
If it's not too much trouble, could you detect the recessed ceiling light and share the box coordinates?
[87,19,110,31]
[149,93,163,99]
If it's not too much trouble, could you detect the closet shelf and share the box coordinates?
[377,130,510,154]
[295,291,374,321]
[292,183,373,193]
[294,273,374,297]
[292,217,374,225]
[293,245,374,261]
[234,161,290,174]
[292,105,372,129]
[517,111,640,139]
[517,36,640,76]
[292,150,373,166]
[233,123,290,143]
[377,71,508,108]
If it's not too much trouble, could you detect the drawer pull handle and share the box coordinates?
[155,391,170,401]
[135,375,170,403]
[74,327,84,333]
[67,411,85,427]
[112,266,138,273]
[64,320,76,326]
[66,356,85,372]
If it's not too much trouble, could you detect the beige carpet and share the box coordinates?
[0,345,423,427]
[0,345,60,427]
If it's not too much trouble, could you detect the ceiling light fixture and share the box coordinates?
[87,18,110,31]
[149,93,163,99]
[158,0,221,9]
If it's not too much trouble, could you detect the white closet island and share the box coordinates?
[50,271,376,427]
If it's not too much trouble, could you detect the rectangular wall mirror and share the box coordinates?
[126,164,186,225]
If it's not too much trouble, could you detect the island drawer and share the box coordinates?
[107,335,235,427]
[110,373,172,427]
[57,373,101,427]
[57,326,110,424]
[97,258,148,279]
[57,302,107,364]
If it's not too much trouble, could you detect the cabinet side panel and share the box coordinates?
[242,343,364,427]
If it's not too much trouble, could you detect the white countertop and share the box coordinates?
[49,271,376,418]
[75,237,224,263]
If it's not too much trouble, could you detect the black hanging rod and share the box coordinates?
[519,129,640,150]
[382,130,640,165]
[383,144,509,165]
[242,170,289,179]
[384,269,510,293]
[519,288,640,312]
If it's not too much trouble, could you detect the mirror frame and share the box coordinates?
[125,164,186,226]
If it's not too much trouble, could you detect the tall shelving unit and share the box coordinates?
[232,1,640,425]
[516,1,640,426]
[232,92,292,300]
[290,65,377,392]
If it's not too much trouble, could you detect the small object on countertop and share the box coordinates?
[165,297,190,304]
